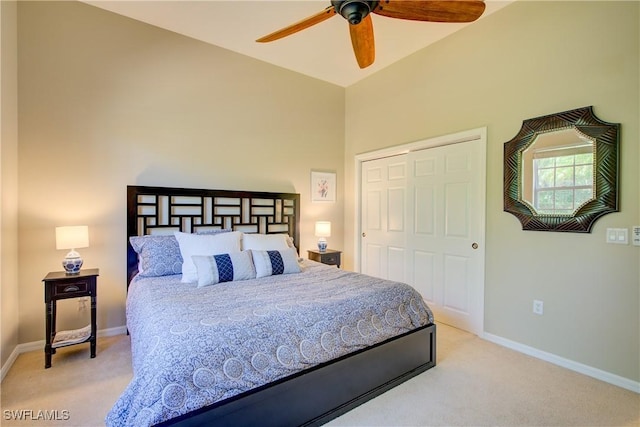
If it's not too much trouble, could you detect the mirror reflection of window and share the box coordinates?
[533,150,593,215]
[520,128,595,216]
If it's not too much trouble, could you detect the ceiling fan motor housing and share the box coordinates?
[331,0,379,25]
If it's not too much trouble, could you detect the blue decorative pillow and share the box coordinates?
[129,235,183,277]
[191,251,256,287]
[251,248,301,278]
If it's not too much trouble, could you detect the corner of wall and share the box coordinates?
[1,0,20,369]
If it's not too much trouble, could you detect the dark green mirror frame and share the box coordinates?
[504,106,619,232]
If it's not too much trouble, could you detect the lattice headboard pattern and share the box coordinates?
[127,185,300,284]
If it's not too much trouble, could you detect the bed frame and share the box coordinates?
[127,185,436,427]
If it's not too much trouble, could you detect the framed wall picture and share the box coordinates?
[311,171,336,203]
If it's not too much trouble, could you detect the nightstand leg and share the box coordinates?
[51,301,57,354]
[44,301,53,368]
[90,293,96,358]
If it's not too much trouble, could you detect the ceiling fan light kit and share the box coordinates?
[257,0,486,69]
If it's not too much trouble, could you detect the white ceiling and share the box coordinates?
[84,1,512,87]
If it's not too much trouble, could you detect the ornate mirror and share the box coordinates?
[504,106,619,232]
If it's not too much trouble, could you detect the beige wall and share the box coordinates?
[344,1,639,382]
[16,1,344,343]
[1,0,19,370]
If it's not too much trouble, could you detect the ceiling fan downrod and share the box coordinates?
[331,0,379,25]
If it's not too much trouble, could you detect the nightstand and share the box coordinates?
[42,268,99,368]
[307,249,341,268]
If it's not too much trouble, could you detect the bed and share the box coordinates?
[108,185,436,427]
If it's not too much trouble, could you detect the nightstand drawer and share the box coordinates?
[321,254,339,265]
[53,280,89,297]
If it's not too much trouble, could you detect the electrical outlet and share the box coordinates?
[78,297,89,312]
[533,300,544,315]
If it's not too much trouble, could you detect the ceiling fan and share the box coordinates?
[256,0,486,69]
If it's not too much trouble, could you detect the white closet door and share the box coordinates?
[360,137,485,335]
[407,140,485,334]
[360,154,408,282]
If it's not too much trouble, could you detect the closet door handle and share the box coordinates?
[472,243,478,249]
[362,232,366,238]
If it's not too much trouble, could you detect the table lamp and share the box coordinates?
[56,226,89,274]
[314,221,331,252]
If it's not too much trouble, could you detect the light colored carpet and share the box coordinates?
[1,323,638,426]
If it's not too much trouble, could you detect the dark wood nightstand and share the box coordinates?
[307,249,341,268]
[42,268,99,368]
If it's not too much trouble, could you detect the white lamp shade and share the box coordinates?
[56,226,89,250]
[315,221,331,237]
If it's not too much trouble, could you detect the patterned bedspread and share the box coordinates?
[106,260,434,426]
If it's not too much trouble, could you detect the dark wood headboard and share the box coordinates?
[127,185,300,285]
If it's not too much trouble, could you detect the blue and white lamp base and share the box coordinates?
[62,250,83,275]
[317,238,327,253]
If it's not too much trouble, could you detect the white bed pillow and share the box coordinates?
[174,231,242,283]
[242,233,292,251]
[251,248,301,278]
[192,251,256,287]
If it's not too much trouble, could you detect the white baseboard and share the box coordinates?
[0,345,21,383]
[98,325,128,337]
[482,331,640,394]
[0,325,127,383]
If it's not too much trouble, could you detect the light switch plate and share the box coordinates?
[606,228,628,244]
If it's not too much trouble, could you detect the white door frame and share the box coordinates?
[354,127,487,333]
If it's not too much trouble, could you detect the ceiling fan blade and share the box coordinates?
[373,0,486,23]
[349,14,375,69]
[256,6,337,43]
